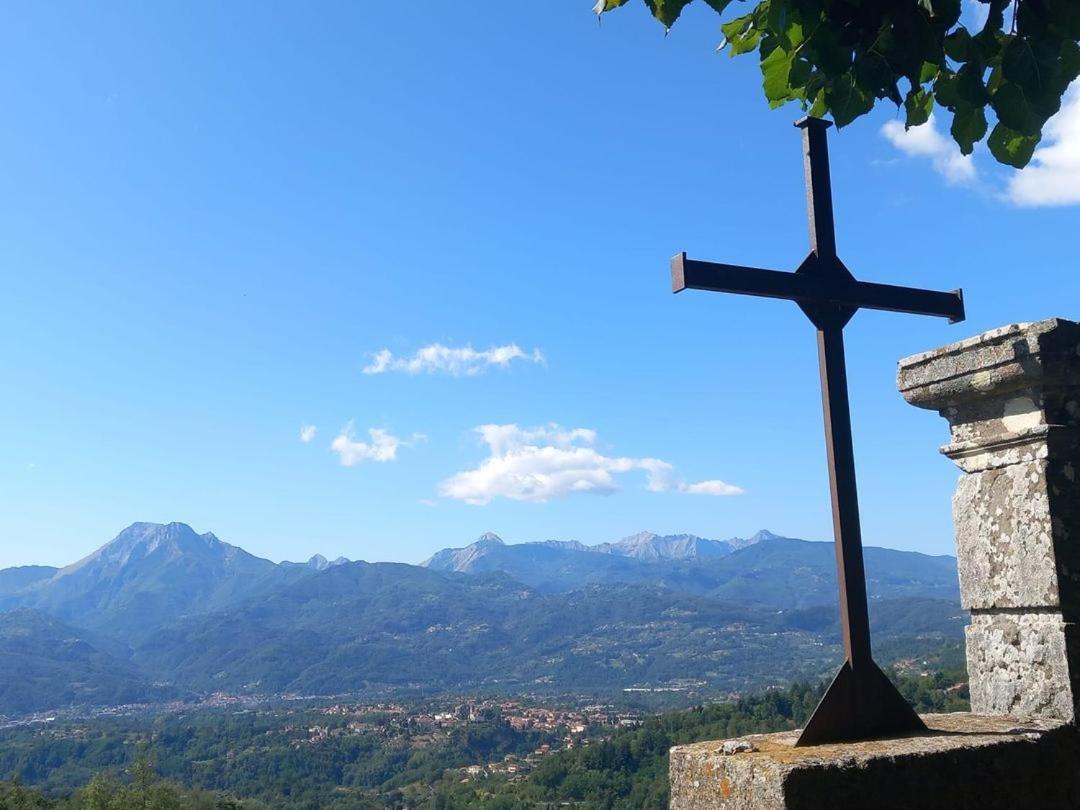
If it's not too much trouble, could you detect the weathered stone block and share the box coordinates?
[953,460,1056,610]
[965,613,1078,720]
[670,714,1080,810]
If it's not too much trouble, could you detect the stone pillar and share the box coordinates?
[898,318,1080,721]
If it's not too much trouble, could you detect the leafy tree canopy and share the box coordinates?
[595,0,1080,167]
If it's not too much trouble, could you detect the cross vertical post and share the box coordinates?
[797,118,873,673]
[817,321,872,668]
[670,116,965,745]
[800,117,837,261]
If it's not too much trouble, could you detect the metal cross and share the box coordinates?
[671,117,965,746]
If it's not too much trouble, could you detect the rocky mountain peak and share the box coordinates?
[302,554,350,571]
[420,533,506,572]
[608,531,729,561]
[729,529,783,550]
[61,521,228,575]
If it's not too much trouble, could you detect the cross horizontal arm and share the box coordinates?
[671,253,965,324]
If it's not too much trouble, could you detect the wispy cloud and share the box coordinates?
[362,343,545,376]
[880,115,977,186]
[299,425,318,443]
[1005,86,1080,207]
[439,423,743,505]
[330,425,424,466]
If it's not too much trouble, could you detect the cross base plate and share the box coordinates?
[796,659,928,746]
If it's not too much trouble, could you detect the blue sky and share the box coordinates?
[1,2,1077,568]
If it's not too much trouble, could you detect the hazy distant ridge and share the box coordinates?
[421,529,780,571]
[419,528,957,603]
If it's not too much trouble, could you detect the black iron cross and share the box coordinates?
[672,118,965,746]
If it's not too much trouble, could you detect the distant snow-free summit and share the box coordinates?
[422,528,773,572]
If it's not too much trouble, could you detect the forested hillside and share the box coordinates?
[0,670,969,809]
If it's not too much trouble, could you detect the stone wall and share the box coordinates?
[670,714,1080,810]
[898,318,1080,721]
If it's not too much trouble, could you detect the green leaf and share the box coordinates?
[973,16,1007,63]
[950,104,988,154]
[803,70,826,99]
[808,91,828,118]
[955,62,990,105]
[1046,0,1080,39]
[981,0,1008,35]
[595,0,1075,170]
[931,0,963,27]
[854,52,902,106]
[720,13,753,43]
[721,13,763,56]
[751,1,770,29]
[991,81,1041,134]
[1062,40,1080,85]
[645,0,694,28]
[761,45,796,106]
[729,26,763,55]
[593,0,631,14]
[789,58,812,97]
[825,74,875,127]
[779,20,805,51]
[934,71,960,108]
[987,122,1041,167]
[702,0,734,14]
[904,88,935,127]
[765,0,789,37]
[943,29,972,63]
[1002,37,1041,89]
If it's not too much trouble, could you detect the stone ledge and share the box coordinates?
[670,713,1080,810]
[898,317,1080,410]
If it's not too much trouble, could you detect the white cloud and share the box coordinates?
[680,479,745,496]
[1005,86,1080,207]
[362,343,545,376]
[881,115,977,185]
[330,425,417,466]
[299,425,318,443]
[439,423,743,505]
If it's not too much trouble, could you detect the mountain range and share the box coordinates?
[421,529,768,572]
[0,522,964,715]
[420,529,959,607]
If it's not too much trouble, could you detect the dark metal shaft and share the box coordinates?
[670,115,955,744]
[816,320,872,667]
[797,118,837,260]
